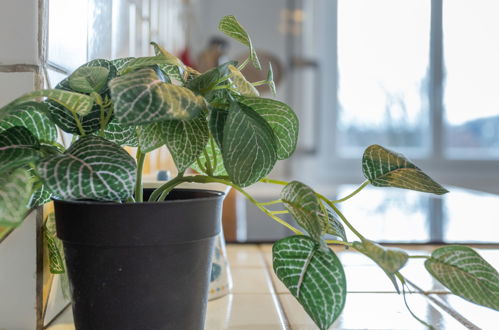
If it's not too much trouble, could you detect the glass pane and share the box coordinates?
[337,0,430,157]
[336,185,430,243]
[48,0,88,71]
[444,0,499,158]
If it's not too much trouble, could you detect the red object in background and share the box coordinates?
[180,48,195,68]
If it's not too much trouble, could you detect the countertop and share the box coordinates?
[45,244,499,329]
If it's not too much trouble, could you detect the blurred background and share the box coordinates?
[1,0,498,243]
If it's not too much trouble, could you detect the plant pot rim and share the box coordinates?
[51,188,224,206]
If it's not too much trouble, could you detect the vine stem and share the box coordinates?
[237,57,250,71]
[325,240,352,247]
[257,199,282,206]
[71,111,86,136]
[260,177,369,241]
[409,255,430,259]
[150,175,303,235]
[331,180,370,203]
[134,148,146,202]
[316,193,367,241]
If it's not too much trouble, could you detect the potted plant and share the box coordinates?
[0,15,497,330]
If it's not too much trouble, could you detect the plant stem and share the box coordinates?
[331,180,370,203]
[317,193,367,241]
[134,148,146,202]
[251,80,268,87]
[408,255,430,259]
[260,178,288,185]
[103,105,114,127]
[270,210,288,215]
[71,112,86,136]
[237,57,250,71]
[99,104,106,137]
[202,148,213,176]
[325,240,352,247]
[150,175,303,234]
[210,137,218,170]
[257,199,282,206]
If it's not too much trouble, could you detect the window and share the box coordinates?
[292,0,499,191]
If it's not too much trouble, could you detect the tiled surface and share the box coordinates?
[46,244,499,330]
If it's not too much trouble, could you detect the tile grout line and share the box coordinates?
[257,244,292,330]
[0,64,40,73]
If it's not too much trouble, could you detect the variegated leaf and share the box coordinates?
[267,62,277,96]
[103,119,138,147]
[0,126,40,173]
[11,89,94,116]
[137,122,166,153]
[238,96,299,159]
[273,236,346,330]
[281,181,323,242]
[164,114,210,173]
[0,102,57,142]
[218,15,261,70]
[362,145,448,195]
[190,140,228,176]
[222,102,277,187]
[425,245,499,310]
[69,66,110,94]
[209,107,228,147]
[324,208,347,242]
[109,68,206,125]
[186,61,235,96]
[151,42,185,69]
[353,240,408,274]
[44,212,65,274]
[228,64,259,96]
[119,55,180,75]
[29,182,52,207]
[0,168,33,227]
[110,57,135,72]
[37,135,136,201]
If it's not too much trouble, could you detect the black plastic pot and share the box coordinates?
[54,189,224,330]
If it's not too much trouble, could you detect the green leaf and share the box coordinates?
[136,122,166,153]
[280,181,323,242]
[362,144,448,195]
[109,68,206,125]
[209,107,228,147]
[37,135,136,201]
[190,139,228,176]
[44,212,65,274]
[186,61,235,95]
[273,236,346,330]
[222,102,277,187]
[29,182,52,207]
[110,57,135,72]
[69,66,110,94]
[103,119,138,147]
[0,126,40,174]
[0,102,57,142]
[267,62,277,96]
[150,42,185,71]
[11,89,94,116]
[353,240,408,274]
[238,96,299,159]
[119,55,180,75]
[228,64,259,96]
[218,15,261,70]
[324,208,347,242]
[164,114,210,173]
[425,245,499,310]
[0,168,33,227]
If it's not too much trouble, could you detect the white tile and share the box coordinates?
[231,268,274,294]
[279,292,466,330]
[226,244,265,268]
[0,0,38,65]
[0,72,35,107]
[206,294,286,329]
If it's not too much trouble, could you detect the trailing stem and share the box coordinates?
[330,180,370,203]
[134,148,146,202]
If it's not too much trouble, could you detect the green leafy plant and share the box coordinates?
[0,15,497,329]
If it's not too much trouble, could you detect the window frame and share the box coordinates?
[291,0,499,194]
